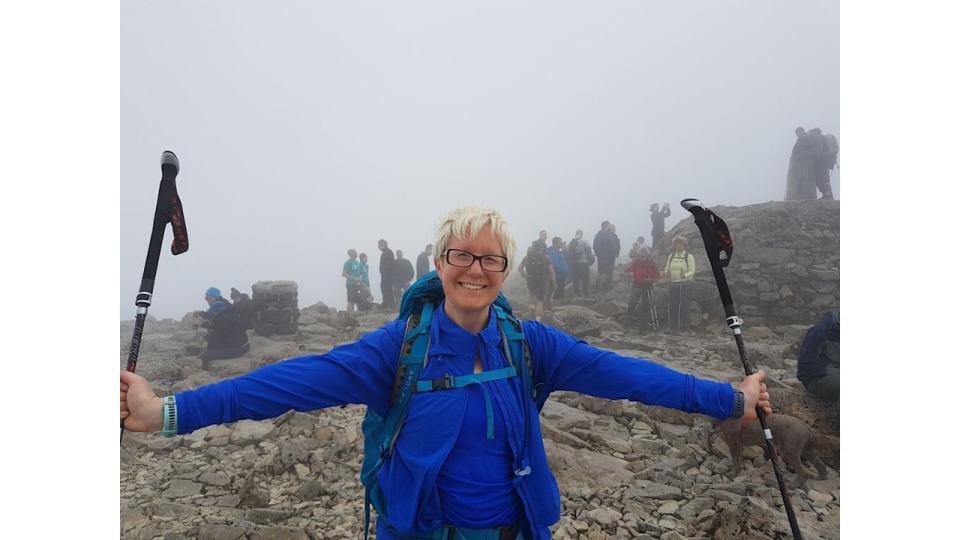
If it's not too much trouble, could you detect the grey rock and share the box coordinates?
[230,420,275,445]
[624,483,683,500]
[246,507,296,524]
[153,501,198,519]
[198,524,247,540]
[248,527,311,540]
[163,479,203,498]
[199,471,231,486]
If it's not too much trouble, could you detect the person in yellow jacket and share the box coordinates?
[664,236,696,331]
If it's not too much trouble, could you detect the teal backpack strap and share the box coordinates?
[493,306,536,478]
[363,301,434,540]
[383,301,434,458]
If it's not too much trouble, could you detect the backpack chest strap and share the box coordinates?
[415,366,518,392]
[415,366,518,440]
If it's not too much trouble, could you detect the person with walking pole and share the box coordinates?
[680,198,805,540]
[120,150,189,442]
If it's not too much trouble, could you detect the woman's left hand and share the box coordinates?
[737,369,772,422]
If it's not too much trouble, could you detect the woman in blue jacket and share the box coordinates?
[121,206,771,540]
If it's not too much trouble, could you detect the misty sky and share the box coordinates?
[121,1,839,320]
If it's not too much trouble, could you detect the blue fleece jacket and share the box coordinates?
[175,303,736,539]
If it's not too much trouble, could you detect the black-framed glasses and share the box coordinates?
[444,248,509,272]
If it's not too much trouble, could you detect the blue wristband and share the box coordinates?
[162,395,178,438]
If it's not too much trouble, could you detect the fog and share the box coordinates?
[121,1,839,320]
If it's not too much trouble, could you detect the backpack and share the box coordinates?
[524,241,550,279]
[584,243,595,266]
[823,133,839,169]
[359,271,538,539]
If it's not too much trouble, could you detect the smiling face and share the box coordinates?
[435,224,508,324]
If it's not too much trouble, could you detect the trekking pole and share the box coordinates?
[121,151,189,444]
[680,198,804,540]
[647,286,660,330]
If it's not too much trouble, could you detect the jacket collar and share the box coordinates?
[429,301,502,358]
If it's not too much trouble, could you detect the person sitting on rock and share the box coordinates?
[122,207,771,540]
[194,286,250,365]
[229,287,255,331]
[796,310,840,402]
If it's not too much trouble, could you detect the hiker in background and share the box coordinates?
[628,236,647,260]
[193,286,249,367]
[784,126,807,201]
[547,237,570,301]
[624,245,660,332]
[567,229,593,296]
[817,132,839,200]
[229,287,255,331]
[120,208,772,540]
[519,235,555,320]
[392,250,416,301]
[122,206,771,540]
[664,236,695,332]
[796,310,840,402]
[789,127,825,200]
[378,239,396,311]
[358,253,374,309]
[343,249,365,312]
[650,202,671,249]
[593,221,615,293]
[609,222,621,266]
[416,243,433,280]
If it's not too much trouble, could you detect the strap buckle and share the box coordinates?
[432,373,455,391]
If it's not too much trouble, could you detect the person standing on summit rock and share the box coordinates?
[122,205,772,540]
[650,203,671,249]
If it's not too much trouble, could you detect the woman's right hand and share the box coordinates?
[120,370,164,432]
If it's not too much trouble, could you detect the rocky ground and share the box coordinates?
[120,292,840,540]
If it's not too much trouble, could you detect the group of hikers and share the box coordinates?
[784,126,839,201]
[342,241,433,313]
[515,203,696,334]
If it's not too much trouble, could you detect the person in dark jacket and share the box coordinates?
[121,206,772,540]
[416,244,433,280]
[378,239,396,310]
[392,250,416,301]
[229,287,255,331]
[194,287,249,366]
[796,310,840,402]
[592,221,616,292]
[650,202,671,249]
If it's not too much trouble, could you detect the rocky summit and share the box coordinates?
[121,200,840,539]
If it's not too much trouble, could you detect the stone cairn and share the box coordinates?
[252,280,299,336]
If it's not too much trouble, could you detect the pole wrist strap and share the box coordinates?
[162,395,178,438]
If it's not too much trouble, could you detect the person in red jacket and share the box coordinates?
[624,245,660,331]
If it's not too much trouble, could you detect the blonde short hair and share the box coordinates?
[433,206,518,273]
[672,235,688,248]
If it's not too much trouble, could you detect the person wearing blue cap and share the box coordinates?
[194,286,249,366]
